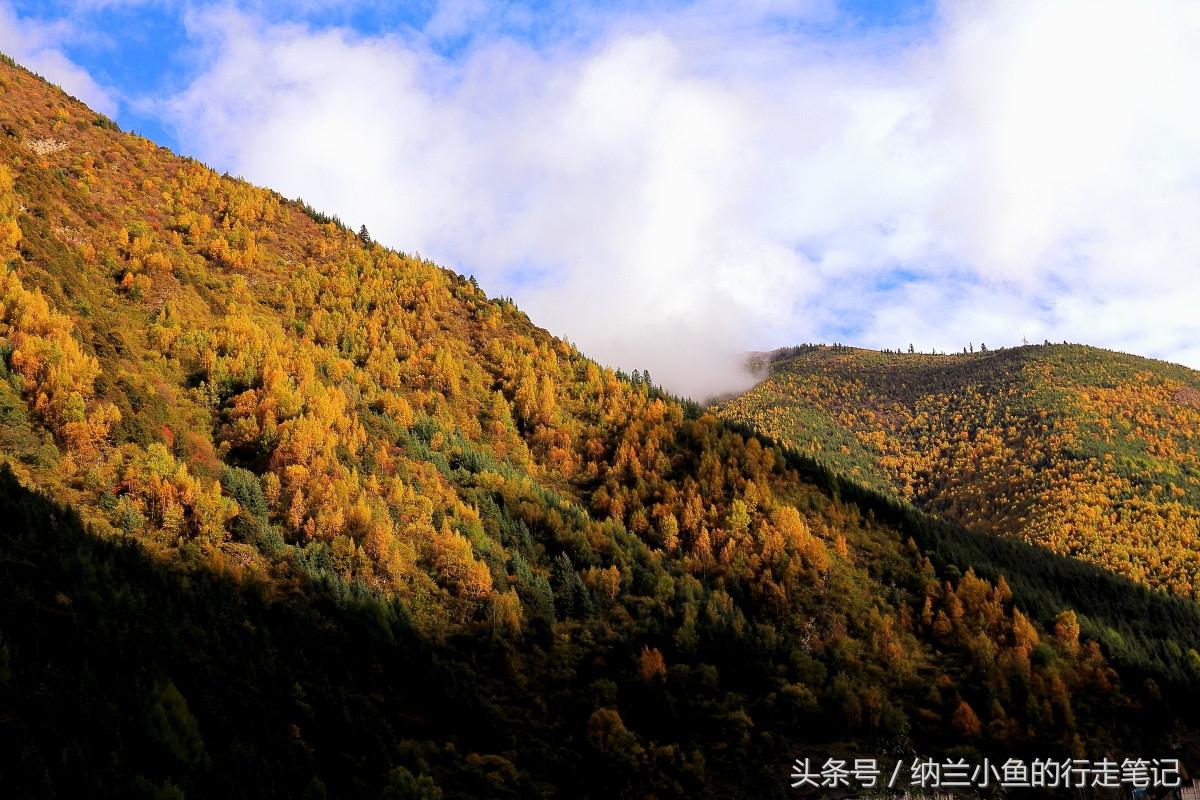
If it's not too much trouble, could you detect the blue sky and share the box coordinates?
[2,0,1199,398]
[6,0,935,149]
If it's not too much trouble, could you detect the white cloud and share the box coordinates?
[157,0,1200,398]
[0,3,117,116]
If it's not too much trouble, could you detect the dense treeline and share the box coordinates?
[2,460,1197,798]
[720,344,1200,598]
[1,53,1199,797]
[724,418,1200,692]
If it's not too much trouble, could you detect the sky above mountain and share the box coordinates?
[2,0,1199,399]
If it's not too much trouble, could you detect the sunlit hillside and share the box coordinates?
[2,53,1200,798]
[719,343,1200,600]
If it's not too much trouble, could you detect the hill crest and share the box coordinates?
[720,341,1200,599]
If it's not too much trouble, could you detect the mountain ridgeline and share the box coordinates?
[719,343,1200,600]
[1,53,1200,798]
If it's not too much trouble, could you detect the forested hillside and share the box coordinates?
[720,344,1200,599]
[2,53,1200,798]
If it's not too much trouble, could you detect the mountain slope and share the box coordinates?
[2,53,1200,797]
[719,344,1200,599]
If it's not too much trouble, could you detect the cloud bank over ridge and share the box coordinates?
[9,0,1200,399]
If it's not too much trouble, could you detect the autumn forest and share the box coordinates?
[0,52,1199,799]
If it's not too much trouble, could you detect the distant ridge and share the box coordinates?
[720,342,1200,599]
